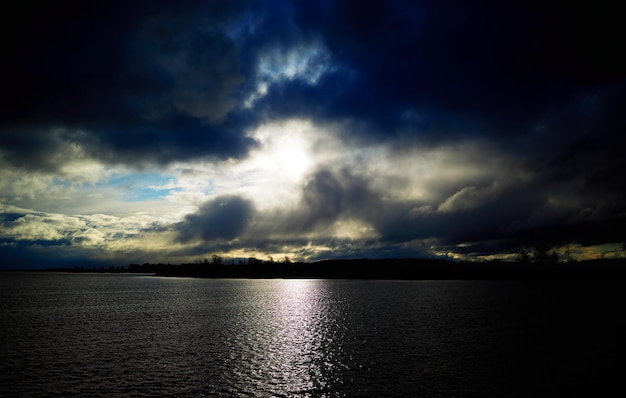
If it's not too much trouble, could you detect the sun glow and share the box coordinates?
[234,119,317,208]
[272,134,314,180]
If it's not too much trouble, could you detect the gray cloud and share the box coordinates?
[176,195,255,243]
[0,128,87,173]
[128,15,244,124]
[250,168,382,237]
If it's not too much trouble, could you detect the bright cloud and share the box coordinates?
[244,41,337,108]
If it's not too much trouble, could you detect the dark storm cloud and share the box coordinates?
[176,195,254,243]
[3,0,623,168]
[392,179,626,258]
[242,1,624,139]
[1,1,254,169]
[0,128,74,173]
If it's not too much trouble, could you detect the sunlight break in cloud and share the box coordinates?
[152,117,541,262]
[2,1,624,267]
[164,118,324,212]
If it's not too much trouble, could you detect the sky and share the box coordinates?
[1,0,625,268]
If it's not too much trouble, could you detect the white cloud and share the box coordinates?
[244,41,337,108]
[0,170,56,202]
[0,116,537,262]
[438,186,489,213]
[4,214,69,241]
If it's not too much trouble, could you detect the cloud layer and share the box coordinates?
[1,1,624,267]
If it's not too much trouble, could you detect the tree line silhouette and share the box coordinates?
[114,256,626,280]
[56,244,626,279]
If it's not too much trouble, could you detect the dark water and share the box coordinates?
[0,274,619,397]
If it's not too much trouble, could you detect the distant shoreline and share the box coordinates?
[155,258,626,279]
[4,258,625,279]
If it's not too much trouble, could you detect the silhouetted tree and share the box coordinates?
[211,254,223,265]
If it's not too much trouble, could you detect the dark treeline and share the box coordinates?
[135,258,626,280]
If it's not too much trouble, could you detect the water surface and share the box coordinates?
[0,273,618,396]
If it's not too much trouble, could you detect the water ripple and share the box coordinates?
[1,275,619,396]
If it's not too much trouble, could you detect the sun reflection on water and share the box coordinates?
[229,279,348,396]
[270,279,341,394]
